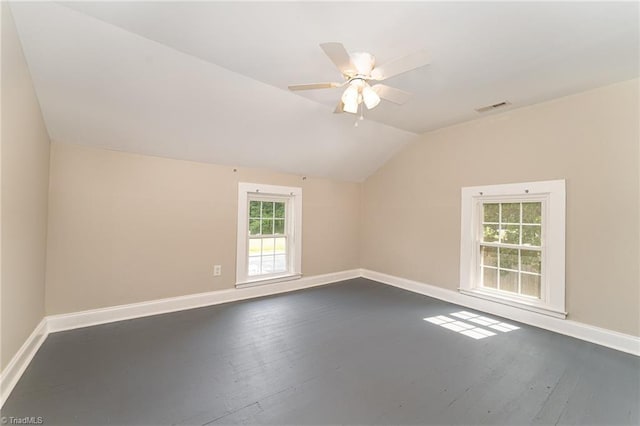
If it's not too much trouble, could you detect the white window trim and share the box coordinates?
[459,180,566,318]
[236,182,302,288]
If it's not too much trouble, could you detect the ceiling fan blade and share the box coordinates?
[370,50,430,81]
[372,84,412,105]
[320,42,356,76]
[334,100,344,113]
[288,82,342,91]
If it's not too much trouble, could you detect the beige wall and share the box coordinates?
[1,4,51,370]
[45,142,360,314]
[362,79,640,336]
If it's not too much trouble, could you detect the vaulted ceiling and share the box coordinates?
[10,2,639,181]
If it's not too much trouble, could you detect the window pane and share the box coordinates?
[522,225,541,246]
[261,219,274,235]
[501,225,520,244]
[274,219,285,235]
[262,238,275,255]
[500,248,518,270]
[262,202,274,218]
[274,202,285,219]
[249,219,261,236]
[499,270,518,293]
[248,238,262,256]
[483,224,499,242]
[275,237,287,254]
[523,202,542,224]
[521,273,541,298]
[274,254,287,272]
[484,203,499,223]
[249,201,261,218]
[248,256,261,276]
[521,250,541,274]
[501,203,520,223]
[483,267,497,288]
[261,256,274,274]
[249,201,260,218]
[481,246,497,267]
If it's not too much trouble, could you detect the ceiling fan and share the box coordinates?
[288,42,430,116]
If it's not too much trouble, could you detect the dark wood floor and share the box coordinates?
[2,278,638,425]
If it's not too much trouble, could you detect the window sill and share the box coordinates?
[459,288,567,319]
[235,273,302,289]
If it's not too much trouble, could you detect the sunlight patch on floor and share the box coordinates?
[424,311,520,340]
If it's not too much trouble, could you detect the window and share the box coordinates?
[248,199,288,276]
[236,183,302,287]
[480,201,542,298]
[459,180,566,318]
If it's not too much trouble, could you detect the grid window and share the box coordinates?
[479,202,543,298]
[460,180,565,318]
[248,200,288,277]
[237,183,302,288]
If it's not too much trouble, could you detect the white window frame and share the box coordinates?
[459,180,566,318]
[236,182,302,288]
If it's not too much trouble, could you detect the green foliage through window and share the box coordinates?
[483,204,499,222]
[248,200,286,236]
[275,203,285,218]
[501,203,520,223]
[249,201,261,218]
[262,202,274,217]
[249,219,260,235]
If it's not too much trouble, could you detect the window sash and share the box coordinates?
[248,198,288,237]
[478,257,543,300]
[480,201,543,247]
[247,235,289,277]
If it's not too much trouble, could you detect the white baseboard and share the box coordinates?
[47,269,360,333]
[362,269,640,356]
[0,318,48,408]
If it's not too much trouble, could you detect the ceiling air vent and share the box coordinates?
[475,101,511,113]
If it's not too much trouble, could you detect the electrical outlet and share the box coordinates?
[213,265,222,276]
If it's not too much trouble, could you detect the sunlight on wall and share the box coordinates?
[424,311,520,340]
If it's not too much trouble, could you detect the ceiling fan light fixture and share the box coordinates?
[341,84,359,114]
[362,85,381,109]
[343,98,359,114]
[341,84,358,104]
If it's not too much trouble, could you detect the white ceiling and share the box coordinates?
[10,1,639,181]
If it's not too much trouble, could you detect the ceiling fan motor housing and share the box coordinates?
[349,52,376,77]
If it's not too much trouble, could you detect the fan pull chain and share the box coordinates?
[354,102,365,127]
